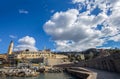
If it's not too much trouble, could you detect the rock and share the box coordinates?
[0,71,6,78]
[17,71,26,77]
[0,68,39,77]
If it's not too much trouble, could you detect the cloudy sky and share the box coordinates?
[0,0,120,53]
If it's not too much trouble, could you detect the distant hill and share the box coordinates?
[56,48,100,54]
[82,48,100,54]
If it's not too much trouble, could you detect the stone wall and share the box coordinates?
[78,53,120,73]
[46,58,64,66]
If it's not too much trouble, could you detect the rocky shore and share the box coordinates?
[0,68,39,77]
[38,67,63,73]
[0,67,65,78]
[46,67,63,73]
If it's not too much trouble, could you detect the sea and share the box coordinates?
[6,73,77,79]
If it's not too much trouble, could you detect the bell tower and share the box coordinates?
[8,41,14,55]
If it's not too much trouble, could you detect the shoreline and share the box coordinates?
[0,68,39,77]
[0,67,97,79]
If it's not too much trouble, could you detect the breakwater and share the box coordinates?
[66,67,97,79]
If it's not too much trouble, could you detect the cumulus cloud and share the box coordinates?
[19,9,29,14]
[44,9,103,51]
[43,0,120,51]
[14,36,38,51]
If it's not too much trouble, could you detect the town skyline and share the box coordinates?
[0,0,120,53]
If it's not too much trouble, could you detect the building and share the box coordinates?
[0,41,68,68]
[0,54,7,67]
[14,49,56,60]
[7,41,16,66]
[0,41,14,67]
[0,54,7,60]
[44,54,68,66]
[13,49,68,67]
[8,41,14,55]
[6,41,68,67]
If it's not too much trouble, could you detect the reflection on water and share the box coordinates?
[6,73,77,79]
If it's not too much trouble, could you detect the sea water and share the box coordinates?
[6,73,77,79]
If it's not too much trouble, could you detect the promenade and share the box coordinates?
[85,68,120,79]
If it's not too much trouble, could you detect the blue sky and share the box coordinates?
[0,0,120,53]
[0,0,74,53]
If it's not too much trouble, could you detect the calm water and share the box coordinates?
[6,73,77,79]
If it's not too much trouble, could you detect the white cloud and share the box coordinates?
[98,47,112,49]
[101,26,118,37]
[44,9,104,51]
[43,0,120,51]
[9,35,17,39]
[109,34,120,42]
[44,9,80,41]
[14,36,38,51]
[72,0,85,3]
[19,9,29,14]
[18,36,35,46]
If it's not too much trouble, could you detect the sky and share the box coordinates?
[0,0,120,53]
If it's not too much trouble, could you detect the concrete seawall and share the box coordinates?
[66,67,97,79]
